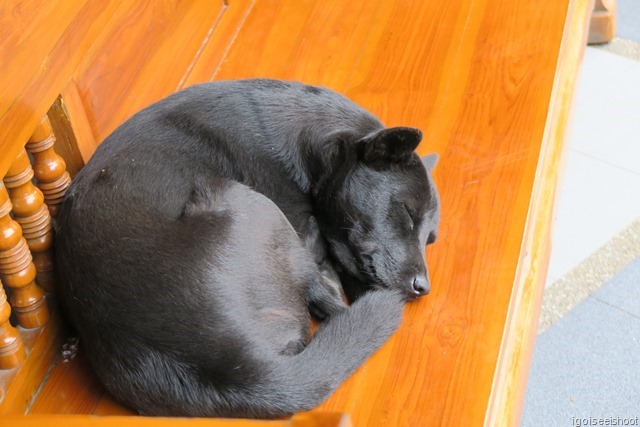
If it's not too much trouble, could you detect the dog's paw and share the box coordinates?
[309,290,347,321]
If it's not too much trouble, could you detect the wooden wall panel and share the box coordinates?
[48,81,99,177]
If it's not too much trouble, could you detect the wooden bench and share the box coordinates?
[0,0,592,425]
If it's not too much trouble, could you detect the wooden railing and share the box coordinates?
[0,106,80,414]
[0,115,72,369]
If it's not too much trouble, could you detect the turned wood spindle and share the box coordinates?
[4,148,56,292]
[26,115,71,218]
[0,182,49,329]
[0,278,26,369]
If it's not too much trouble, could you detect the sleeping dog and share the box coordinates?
[56,79,440,418]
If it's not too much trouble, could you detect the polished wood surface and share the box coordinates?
[28,352,110,415]
[0,0,589,425]
[74,0,228,143]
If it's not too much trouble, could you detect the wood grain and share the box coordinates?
[92,392,135,416]
[48,80,98,176]
[28,353,105,415]
[213,0,382,92]
[179,0,255,88]
[74,0,225,143]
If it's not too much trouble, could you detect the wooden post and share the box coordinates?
[26,116,72,219]
[588,0,616,44]
[0,183,49,329]
[0,278,26,369]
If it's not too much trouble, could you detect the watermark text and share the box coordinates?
[573,417,639,426]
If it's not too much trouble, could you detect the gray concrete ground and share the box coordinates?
[617,0,640,40]
[594,0,640,60]
[522,2,640,425]
[538,219,640,334]
[524,260,640,425]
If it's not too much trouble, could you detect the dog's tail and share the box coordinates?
[124,289,404,418]
[266,289,405,416]
[239,289,404,418]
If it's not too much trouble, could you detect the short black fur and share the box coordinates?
[56,79,440,418]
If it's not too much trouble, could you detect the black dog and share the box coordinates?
[56,79,440,418]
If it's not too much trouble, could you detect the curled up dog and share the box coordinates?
[55,79,440,418]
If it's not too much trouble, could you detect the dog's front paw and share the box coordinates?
[309,275,348,321]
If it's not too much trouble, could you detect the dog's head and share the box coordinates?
[314,127,440,300]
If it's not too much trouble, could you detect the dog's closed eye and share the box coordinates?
[403,204,415,231]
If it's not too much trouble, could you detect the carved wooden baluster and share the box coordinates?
[4,148,55,292]
[26,115,71,218]
[588,0,616,44]
[0,278,26,369]
[0,183,49,328]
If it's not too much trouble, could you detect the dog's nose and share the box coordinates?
[411,274,430,296]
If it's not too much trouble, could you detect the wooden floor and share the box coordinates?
[1,0,591,425]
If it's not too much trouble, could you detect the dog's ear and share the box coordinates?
[421,153,439,172]
[358,127,422,164]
